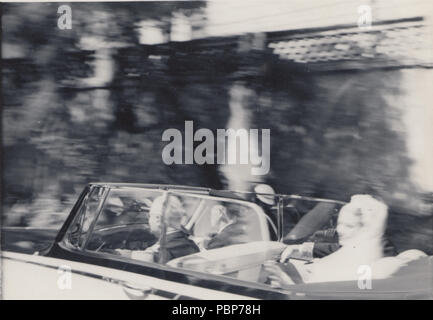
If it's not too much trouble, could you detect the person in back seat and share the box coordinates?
[117,194,199,263]
[206,204,245,249]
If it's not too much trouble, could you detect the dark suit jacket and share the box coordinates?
[206,223,246,250]
[161,231,200,261]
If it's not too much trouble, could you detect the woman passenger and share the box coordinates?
[264,194,390,285]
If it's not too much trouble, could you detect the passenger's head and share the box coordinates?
[149,194,186,236]
[336,203,363,244]
[337,194,388,245]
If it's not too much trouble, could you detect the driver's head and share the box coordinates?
[148,194,186,236]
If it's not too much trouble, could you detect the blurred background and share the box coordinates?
[2,0,433,254]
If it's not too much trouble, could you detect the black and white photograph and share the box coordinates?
[1,0,432,301]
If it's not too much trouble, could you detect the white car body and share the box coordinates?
[1,251,256,300]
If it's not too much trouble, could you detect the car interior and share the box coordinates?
[70,188,345,285]
[62,187,432,291]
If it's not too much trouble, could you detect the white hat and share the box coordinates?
[254,184,276,205]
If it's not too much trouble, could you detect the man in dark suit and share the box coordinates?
[204,204,242,249]
[118,194,199,263]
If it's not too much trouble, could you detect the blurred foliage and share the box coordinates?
[1,3,432,254]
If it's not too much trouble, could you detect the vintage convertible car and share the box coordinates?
[2,183,432,299]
